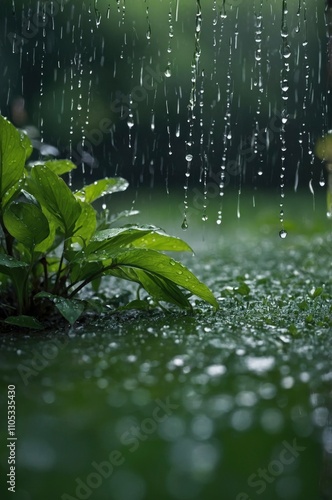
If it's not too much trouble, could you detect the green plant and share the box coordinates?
[0,115,218,329]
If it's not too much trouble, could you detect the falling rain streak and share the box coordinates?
[0,0,327,234]
[279,0,290,239]
[182,0,202,231]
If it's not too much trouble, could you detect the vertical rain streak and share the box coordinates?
[279,0,291,239]
[216,38,232,226]
[0,0,327,228]
[163,0,175,159]
[182,0,202,230]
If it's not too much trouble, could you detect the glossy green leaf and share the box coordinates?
[91,276,102,293]
[0,254,30,315]
[3,202,50,250]
[71,200,97,245]
[29,165,82,236]
[21,132,33,162]
[107,266,191,308]
[100,249,218,309]
[129,230,193,252]
[86,225,192,256]
[107,209,140,225]
[34,214,57,253]
[1,179,25,210]
[75,177,128,203]
[35,292,85,325]
[69,260,103,284]
[86,227,152,256]
[0,253,29,273]
[4,315,43,330]
[43,159,77,176]
[117,299,150,311]
[0,115,30,203]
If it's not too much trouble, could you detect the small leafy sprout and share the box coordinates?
[0,115,218,329]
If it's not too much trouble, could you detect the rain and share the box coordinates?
[0,0,328,230]
[1,2,332,500]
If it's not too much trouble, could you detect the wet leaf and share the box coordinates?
[35,292,85,325]
[310,287,323,299]
[0,115,30,204]
[87,225,192,255]
[70,261,103,284]
[235,283,250,296]
[75,177,128,203]
[0,254,29,272]
[117,299,150,311]
[71,200,97,246]
[101,249,218,309]
[29,165,82,236]
[44,159,77,176]
[4,315,44,330]
[108,266,191,309]
[3,201,50,250]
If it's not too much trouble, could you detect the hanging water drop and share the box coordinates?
[164,65,172,78]
[181,219,188,230]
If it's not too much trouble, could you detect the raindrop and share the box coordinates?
[164,65,172,78]
[145,0,151,40]
[279,229,288,239]
[181,219,188,230]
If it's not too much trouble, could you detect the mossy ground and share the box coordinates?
[0,190,331,500]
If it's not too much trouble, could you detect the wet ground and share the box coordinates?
[0,191,332,500]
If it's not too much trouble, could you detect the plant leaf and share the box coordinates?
[75,177,128,203]
[86,225,192,256]
[117,299,150,311]
[0,253,29,273]
[29,165,82,236]
[70,200,97,246]
[1,179,25,210]
[108,209,140,225]
[4,315,43,330]
[21,132,33,161]
[34,215,57,253]
[3,201,50,250]
[35,292,85,325]
[98,249,218,309]
[130,230,193,252]
[0,115,30,203]
[107,266,191,308]
[87,227,152,256]
[44,159,77,175]
[69,260,103,284]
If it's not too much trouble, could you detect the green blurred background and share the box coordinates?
[0,0,328,194]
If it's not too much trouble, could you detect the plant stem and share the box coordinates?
[68,263,116,298]
[40,257,48,291]
[0,217,14,256]
[53,245,65,294]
